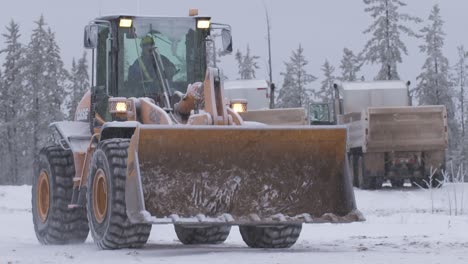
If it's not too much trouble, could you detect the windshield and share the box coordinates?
[311,103,332,122]
[118,17,206,99]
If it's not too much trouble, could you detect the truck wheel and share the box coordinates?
[426,170,444,188]
[432,172,444,188]
[357,156,374,190]
[412,175,443,189]
[175,225,231,244]
[374,177,384,189]
[411,178,426,188]
[87,139,152,249]
[32,146,89,245]
[349,154,358,187]
[239,224,302,248]
[391,179,405,188]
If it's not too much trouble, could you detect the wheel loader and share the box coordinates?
[31,14,363,250]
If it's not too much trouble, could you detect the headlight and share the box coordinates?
[115,102,127,112]
[230,99,247,113]
[119,18,133,28]
[197,18,211,29]
[109,98,132,114]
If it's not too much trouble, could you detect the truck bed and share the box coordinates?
[342,106,448,153]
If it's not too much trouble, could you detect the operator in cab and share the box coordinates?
[127,36,177,104]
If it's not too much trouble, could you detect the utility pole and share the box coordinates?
[137,0,141,15]
[264,3,275,109]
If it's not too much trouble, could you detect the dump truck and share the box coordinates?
[31,14,362,250]
[224,79,270,111]
[311,81,448,190]
[222,79,308,126]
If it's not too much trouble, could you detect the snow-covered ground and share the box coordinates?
[1,184,467,264]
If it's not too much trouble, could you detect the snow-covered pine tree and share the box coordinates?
[0,20,26,184]
[316,60,336,102]
[69,52,89,119]
[452,46,468,138]
[414,5,458,150]
[0,70,4,184]
[276,64,300,108]
[23,15,68,163]
[23,15,48,162]
[361,0,421,80]
[235,45,259,80]
[276,45,316,108]
[339,48,362,82]
[449,46,468,167]
[67,58,78,116]
[44,27,68,121]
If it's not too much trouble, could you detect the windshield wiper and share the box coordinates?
[149,47,172,110]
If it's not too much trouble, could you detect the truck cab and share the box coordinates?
[224,79,270,111]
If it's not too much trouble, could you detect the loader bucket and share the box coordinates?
[125,125,362,225]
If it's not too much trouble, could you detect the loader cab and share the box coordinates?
[83,15,232,127]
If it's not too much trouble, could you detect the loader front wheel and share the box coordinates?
[239,224,302,248]
[87,139,151,249]
[175,225,231,245]
[32,146,89,245]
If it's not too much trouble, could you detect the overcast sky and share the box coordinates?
[0,0,467,89]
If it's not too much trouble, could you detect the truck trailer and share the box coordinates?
[311,81,448,190]
[339,81,448,189]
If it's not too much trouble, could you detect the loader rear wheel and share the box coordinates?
[239,224,302,248]
[175,225,231,245]
[87,139,152,249]
[32,146,89,245]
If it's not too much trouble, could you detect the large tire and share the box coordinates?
[175,225,231,245]
[411,178,426,188]
[32,146,89,245]
[239,225,302,249]
[349,154,358,187]
[374,177,384,190]
[391,179,405,188]
[432,171,444,188]
[411,174,443,189]
[357,156,374,190]
[87,139,151,249]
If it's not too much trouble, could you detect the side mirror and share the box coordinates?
[406,81,412,106]
[221,28,233,53]
[84,24,99,49]
[333,83,339,99]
